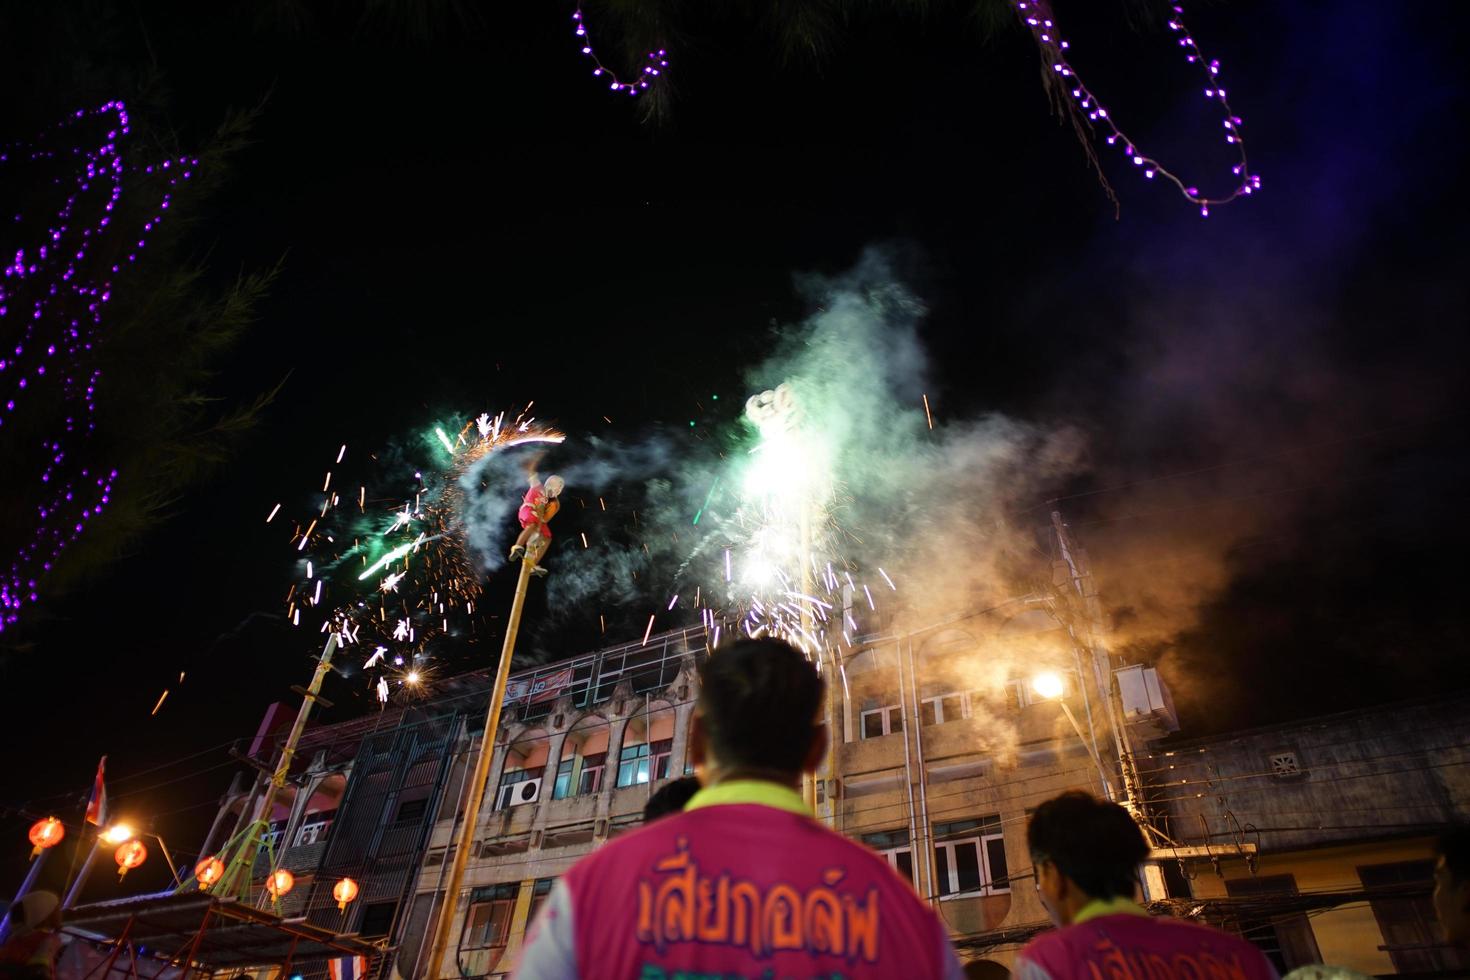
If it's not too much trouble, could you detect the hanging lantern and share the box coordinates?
[266,868,294,902]
[28,817,65,859]
[114,839,147,880]
[332,877,359,912]
[195,856,225,890]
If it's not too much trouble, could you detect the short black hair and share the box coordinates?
[1438,826,1470,883]
[1027,791,1148,900]
[643,776,701,822]
[697,638,823,775]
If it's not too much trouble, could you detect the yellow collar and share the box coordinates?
[684,779,810,816]
[1073,896,1150,926]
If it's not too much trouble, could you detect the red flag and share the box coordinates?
[85,756,108,827]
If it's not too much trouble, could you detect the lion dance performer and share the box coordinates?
[508,474,563,576]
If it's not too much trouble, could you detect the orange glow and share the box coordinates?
[28,817,64,858]
[114,839,147,879]
[195,856,225,889]
[332,876,359,911]
[266,868,294,900]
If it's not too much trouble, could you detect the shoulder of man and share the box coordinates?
[1018,916,1279,980]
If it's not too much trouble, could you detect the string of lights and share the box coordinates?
[570,6,668,98]
[0,101,196,631]
[1013,0,1259,215]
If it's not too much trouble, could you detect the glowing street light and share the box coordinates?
[1031,670,1114,797]
[1030,671,1065,701]
[101,823,136,845]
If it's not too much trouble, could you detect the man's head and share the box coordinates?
[1434,826,1470,945]
[1027,791,1147,926]
[544,475,565,497]
[689,638,825,786]
[643,776,701,823]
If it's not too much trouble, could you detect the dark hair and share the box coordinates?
[1027,791,1148,900]
[697,638,824,775]
[1438,826,1470,883]
[643,776,701,823]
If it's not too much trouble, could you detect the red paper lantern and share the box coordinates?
[332,877,359,911]
[266,868,294,902]
[195,856,225,890]
[114,839,147,880]
[28,817,65,858]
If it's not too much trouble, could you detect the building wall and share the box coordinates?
[396,614,1121,978]
[1153,695,1470,976]
[1184,838,1438,977]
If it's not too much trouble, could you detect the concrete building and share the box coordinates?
[216,592,1170,978]
[1148,695,1470,977]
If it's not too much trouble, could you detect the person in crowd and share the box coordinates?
[641,776,700,823]
[0,891,63,980]
[514,638,964,979]
[1017,791,1278,980]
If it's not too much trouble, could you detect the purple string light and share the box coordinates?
[571,5,668,97]
[1014,0,1260,216]
[0,101,195,631]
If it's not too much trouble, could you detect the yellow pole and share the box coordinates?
[216,633,338,902]
[423,557,534,980]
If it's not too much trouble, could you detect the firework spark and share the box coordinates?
[272,406,564,705]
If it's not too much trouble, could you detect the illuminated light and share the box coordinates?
[28,817,65,857]
[102,822,136,845]
[266,868,294,900]
[195,856,225,890]
[405,670,421,685]
[333,876,359,911]
[569,4,669,98]
[114,839,147,879]
[1,102,191,632]
[1010,0,1257,214]
[1031,672,1065,701]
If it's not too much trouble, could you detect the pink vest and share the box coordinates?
[561,803,957,978]
[1019,911,1279,980]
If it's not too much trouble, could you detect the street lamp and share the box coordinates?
[1030,671,1066,702]
[63,821,183,908]
[1030,671,1116,798]
[101,823,135,846]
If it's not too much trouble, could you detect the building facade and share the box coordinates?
[211,586,1179,978]
[1148,695,1470,978]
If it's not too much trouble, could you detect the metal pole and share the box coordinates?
[62,838,101,910]
[423,558,535,980]
[148,833,181,886]
[904,638,937,905]
[0,848,50,940]
[1057,700,1114,796]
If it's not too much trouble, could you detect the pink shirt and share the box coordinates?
[1016,900,1279,980]
[515,780,963,979]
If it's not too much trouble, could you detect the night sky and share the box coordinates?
[2,0,1468,897]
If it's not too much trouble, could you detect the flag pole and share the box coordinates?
[61,755,109,910]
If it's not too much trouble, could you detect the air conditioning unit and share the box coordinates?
[1115,665,1179,737]
[498,778,542,809]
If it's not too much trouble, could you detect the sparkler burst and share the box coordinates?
[718,382,893,656]
[274,406,564,703]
